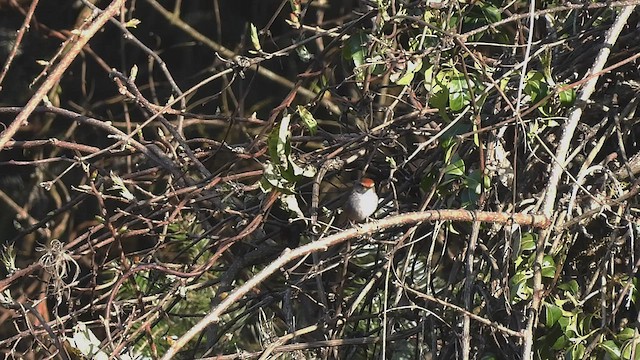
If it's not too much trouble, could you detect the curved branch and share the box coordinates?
[161,209,549,359]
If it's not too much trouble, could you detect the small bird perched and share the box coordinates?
[343,178,379,222]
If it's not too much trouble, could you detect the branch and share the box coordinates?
[524,5,637,360]
[0,0,126,151]
[161,209,549,359]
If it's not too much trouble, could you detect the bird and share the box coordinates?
[343,178,379,222]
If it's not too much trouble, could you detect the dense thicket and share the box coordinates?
[0,1,639,359]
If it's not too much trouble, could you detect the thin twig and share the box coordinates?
[0,0,126,151]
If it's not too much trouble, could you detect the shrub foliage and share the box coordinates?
[0,0,639,359]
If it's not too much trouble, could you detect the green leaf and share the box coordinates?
[519,232,537,253]
[541,255,556,278]
[393,58,423,85]
[129,64,138,82]
[429,85,449,111]
[444,142,457,164]
[461,187,478,208]
[483,174,491,190]
[441,122,472,148]
[546,118,560,127]
[464,170,482,195]
[544,302,563,328]
[510,269,533,301]
[511,278,533,301]
[444,157,465,177]
[578,313,595,336]
[296,105,318,135]
[524,71,549,106]
[268,115,292,167]
[386,156,397,169]
[599,340,621,359]
[343,31,368,82]
[448,71,469,112]
[564,313,579,338]
[427,68,453,111]
[551,334,569,350]
[124,18,141,28]
[296,45,313,62]
[511,268,533,284]
[441,135,455,154]
[616,327,636,341]
[423,64,436,90]
[481,5,501,23]
[568,343,585,359]
[557,315,571,331]
[250,23,261,51]
[266,114,315,188]
[109,172,135,201]
[558,280,579,296]
[559,87,576,106]
[621,339,640,359]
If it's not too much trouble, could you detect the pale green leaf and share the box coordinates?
[296,106,317,135]
[250,23,261,51]
[124,18,141,28]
